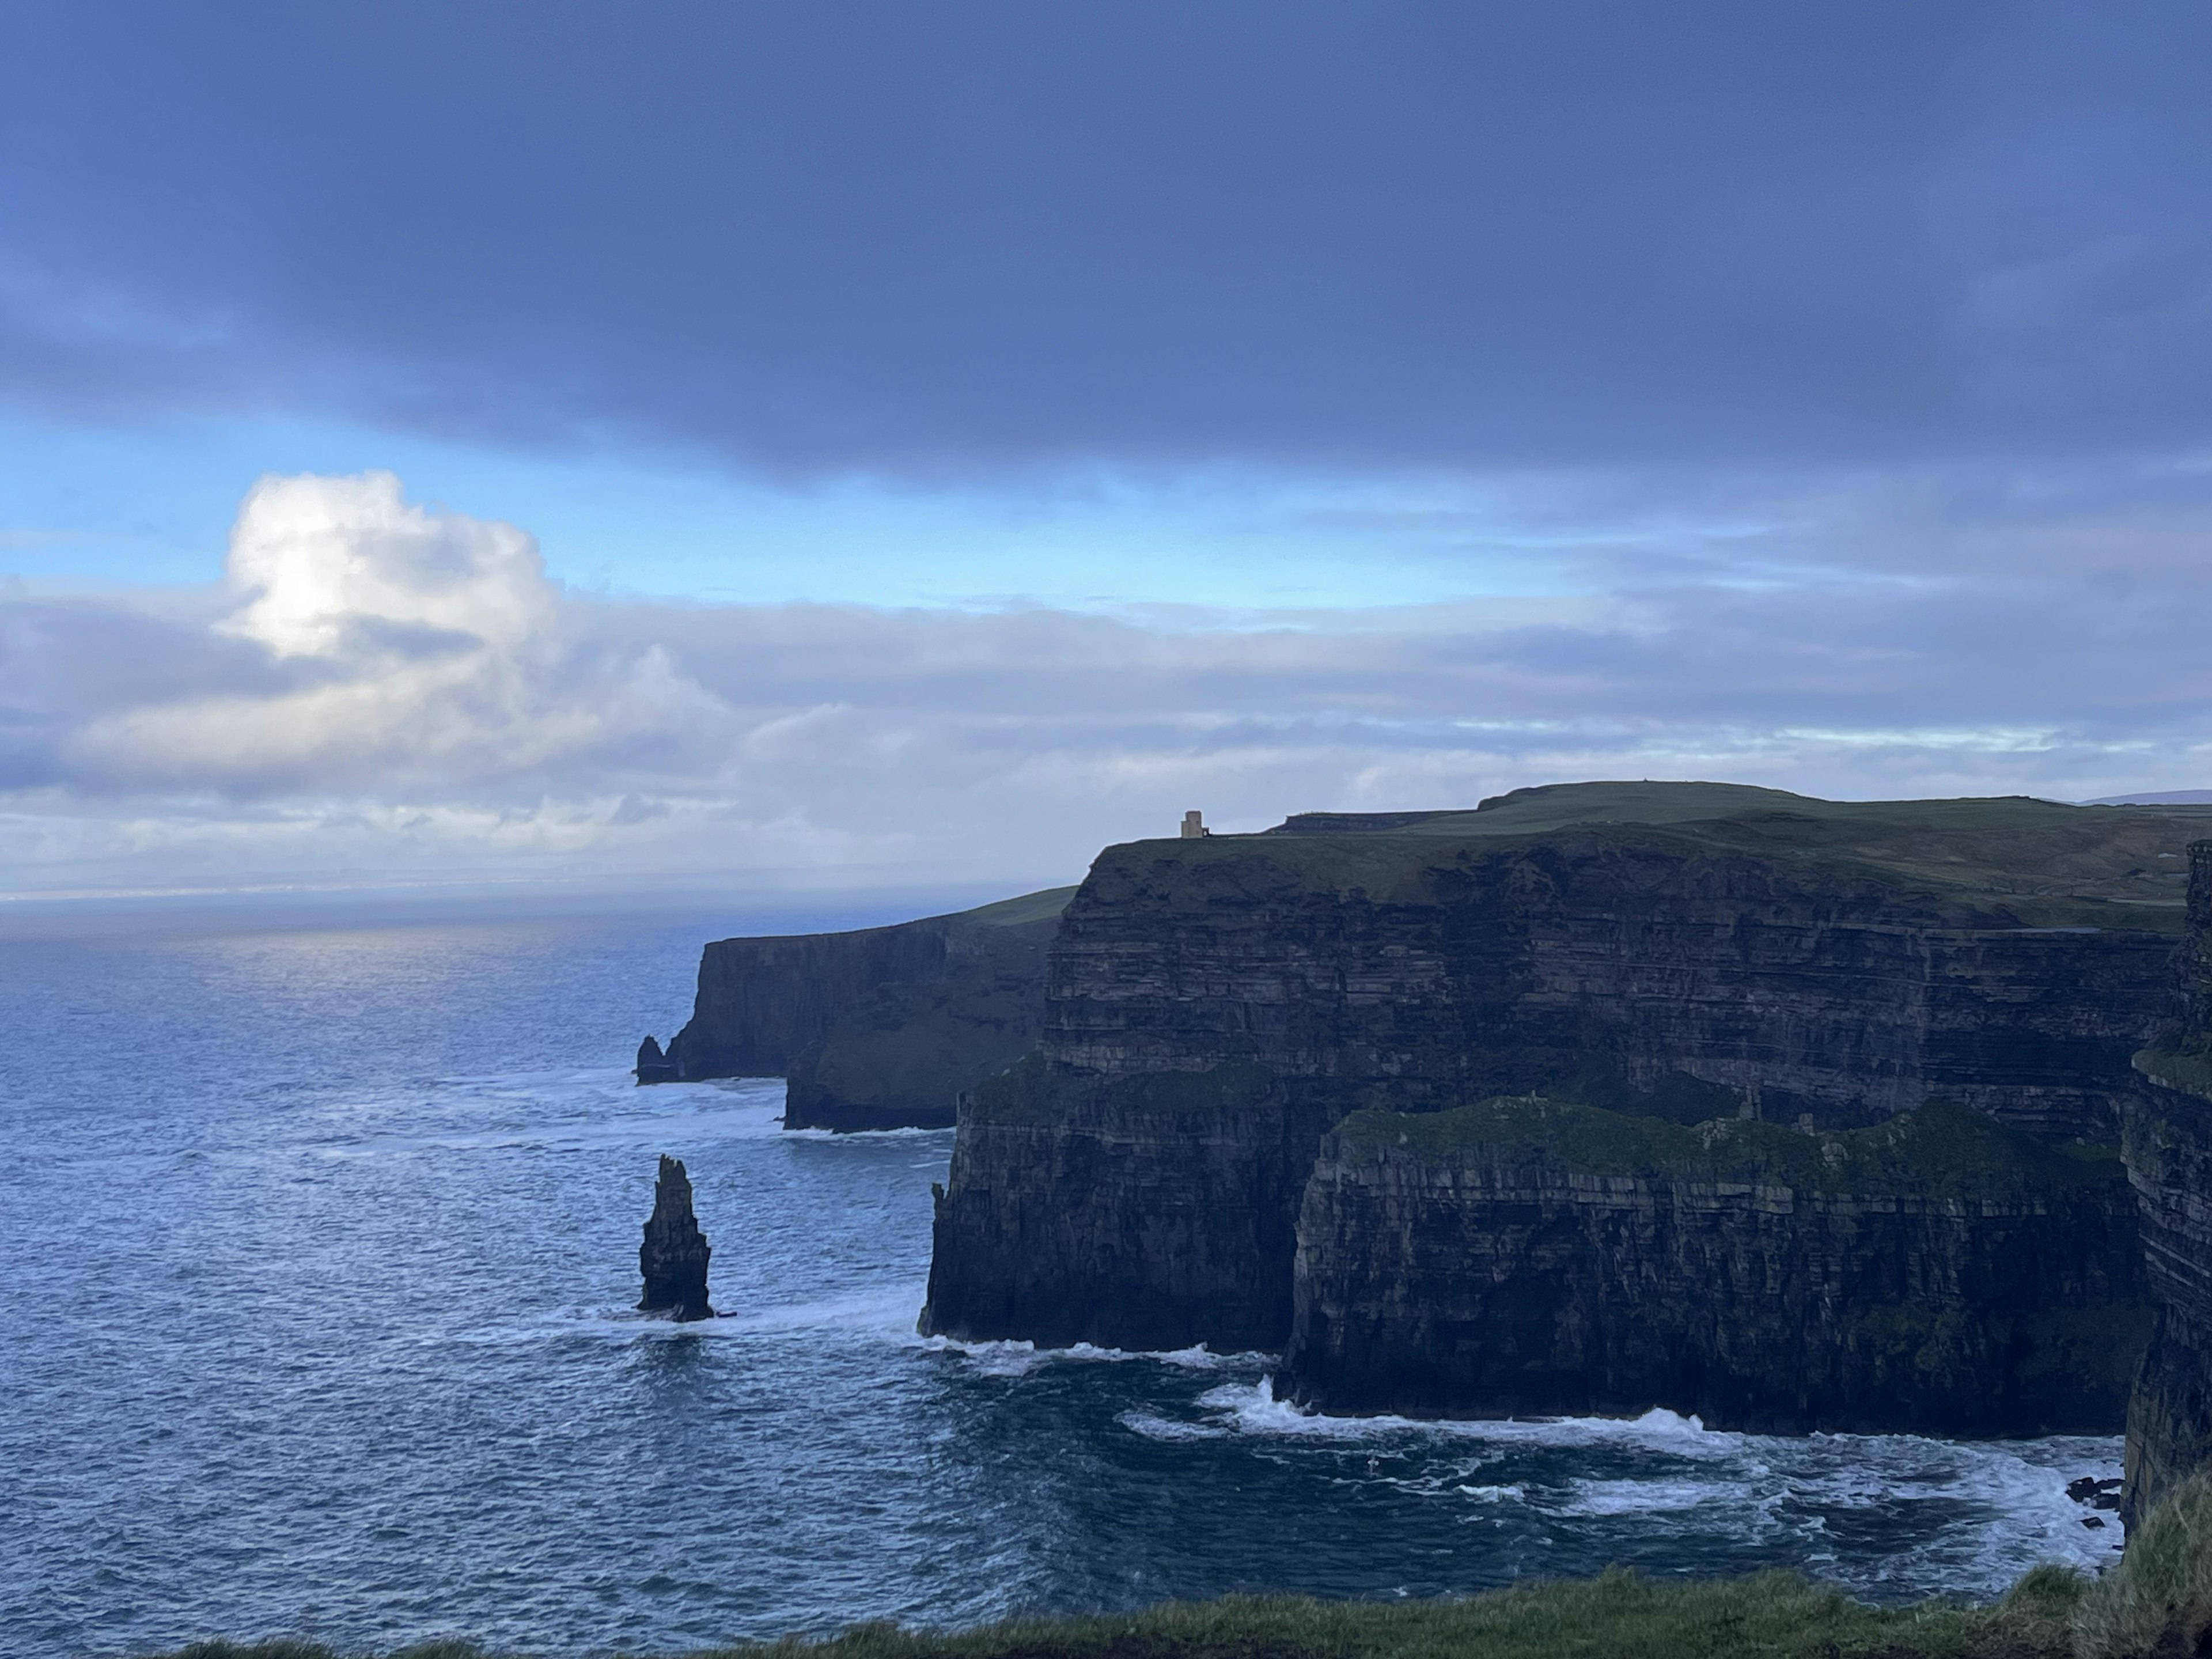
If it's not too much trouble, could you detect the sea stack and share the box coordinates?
[634,1035,677,1085]
[638,1154,714,1320]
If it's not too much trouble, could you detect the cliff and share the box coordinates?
[923,783,2204,1353]
[646,885,1074,1130]
[1282,1095,2149,1433]
[2121,841,2212,1524]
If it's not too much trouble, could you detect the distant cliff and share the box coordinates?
[1282,1095,2149,1433]
[923,782,2203,1355]
[643,886,1075,1131]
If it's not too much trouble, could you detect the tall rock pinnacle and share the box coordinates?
[638,1154,714,1321]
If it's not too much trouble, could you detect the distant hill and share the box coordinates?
[2085,790,2212,806]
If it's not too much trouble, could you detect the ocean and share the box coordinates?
[0,899,2124,1658]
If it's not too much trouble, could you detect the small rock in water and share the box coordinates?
[2067,1476,2124,1505]
[2083,1516,2107,1530]
[634,1035,678,1085]
[638,1154,714,1321]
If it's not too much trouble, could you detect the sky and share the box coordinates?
[4,2,2212,899]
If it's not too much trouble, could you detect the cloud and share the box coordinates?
[71,472,725,790]
[4,6,2212,475]
[7,471,2212,896]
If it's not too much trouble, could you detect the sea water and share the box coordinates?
[0,902,2124,1658]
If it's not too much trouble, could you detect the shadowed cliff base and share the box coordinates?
[1284,1095,2149,1434]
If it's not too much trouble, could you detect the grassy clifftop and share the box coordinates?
[1331,1093,2126,1203]
[1240,780,2211,928]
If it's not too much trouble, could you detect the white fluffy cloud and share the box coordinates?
[7,469,2212,898]
[74,472,724,789]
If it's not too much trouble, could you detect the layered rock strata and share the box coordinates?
[923,783,2200,1354]
[638,1154,714,1321]
[1283,1096,2150,1433]
[646,886,1074,1130]
[2122,840,2212,1524]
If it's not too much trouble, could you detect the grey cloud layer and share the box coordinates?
[5,472,2210,895]
[4,3,2210,472]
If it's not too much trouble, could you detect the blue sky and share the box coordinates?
[0,414,1599,611]
[4,2,2212,895]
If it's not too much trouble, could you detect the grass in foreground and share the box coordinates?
[144,1470,2212,1659]
[141,1562,2074,1659]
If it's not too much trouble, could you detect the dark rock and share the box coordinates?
[2092,1490,2122,1510]
[2121,841,2212,1527]
[2084,1516,2107,1529]
[1279,1096,2150,1434]
[638,1155,713,1321]
[634,1035,677,1085]
[923,785,2198,1354]
[642,887,1074,1132]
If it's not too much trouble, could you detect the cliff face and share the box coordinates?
[921,1056,1321,1351]
[2122,841,2212,1524]
[1046,808,2183,1138]
[923,783,2200,1353]
[651,886,1074,1131]
[1283,1096,2149,1433]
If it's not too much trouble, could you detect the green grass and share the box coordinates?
[129,1560,2097,1659]
[1122,781,2206,928]
[950,886,1081,930]
[2135,1044,2212,1101]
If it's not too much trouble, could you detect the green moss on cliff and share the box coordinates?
[787,888,1078,1122]
[1335,1093,2125,1203]
[2135,1044,2212,1100]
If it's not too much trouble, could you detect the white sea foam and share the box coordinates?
[1194,1380,1738,1456]
[1166,1378,2123,1596]
[914,1334,1260,1376]
[1557,1476,1743,1517]
[1119,1410,1231,1441]
[448,1289,925,1348]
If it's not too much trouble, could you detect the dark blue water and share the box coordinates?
[0,903,2123,1658]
